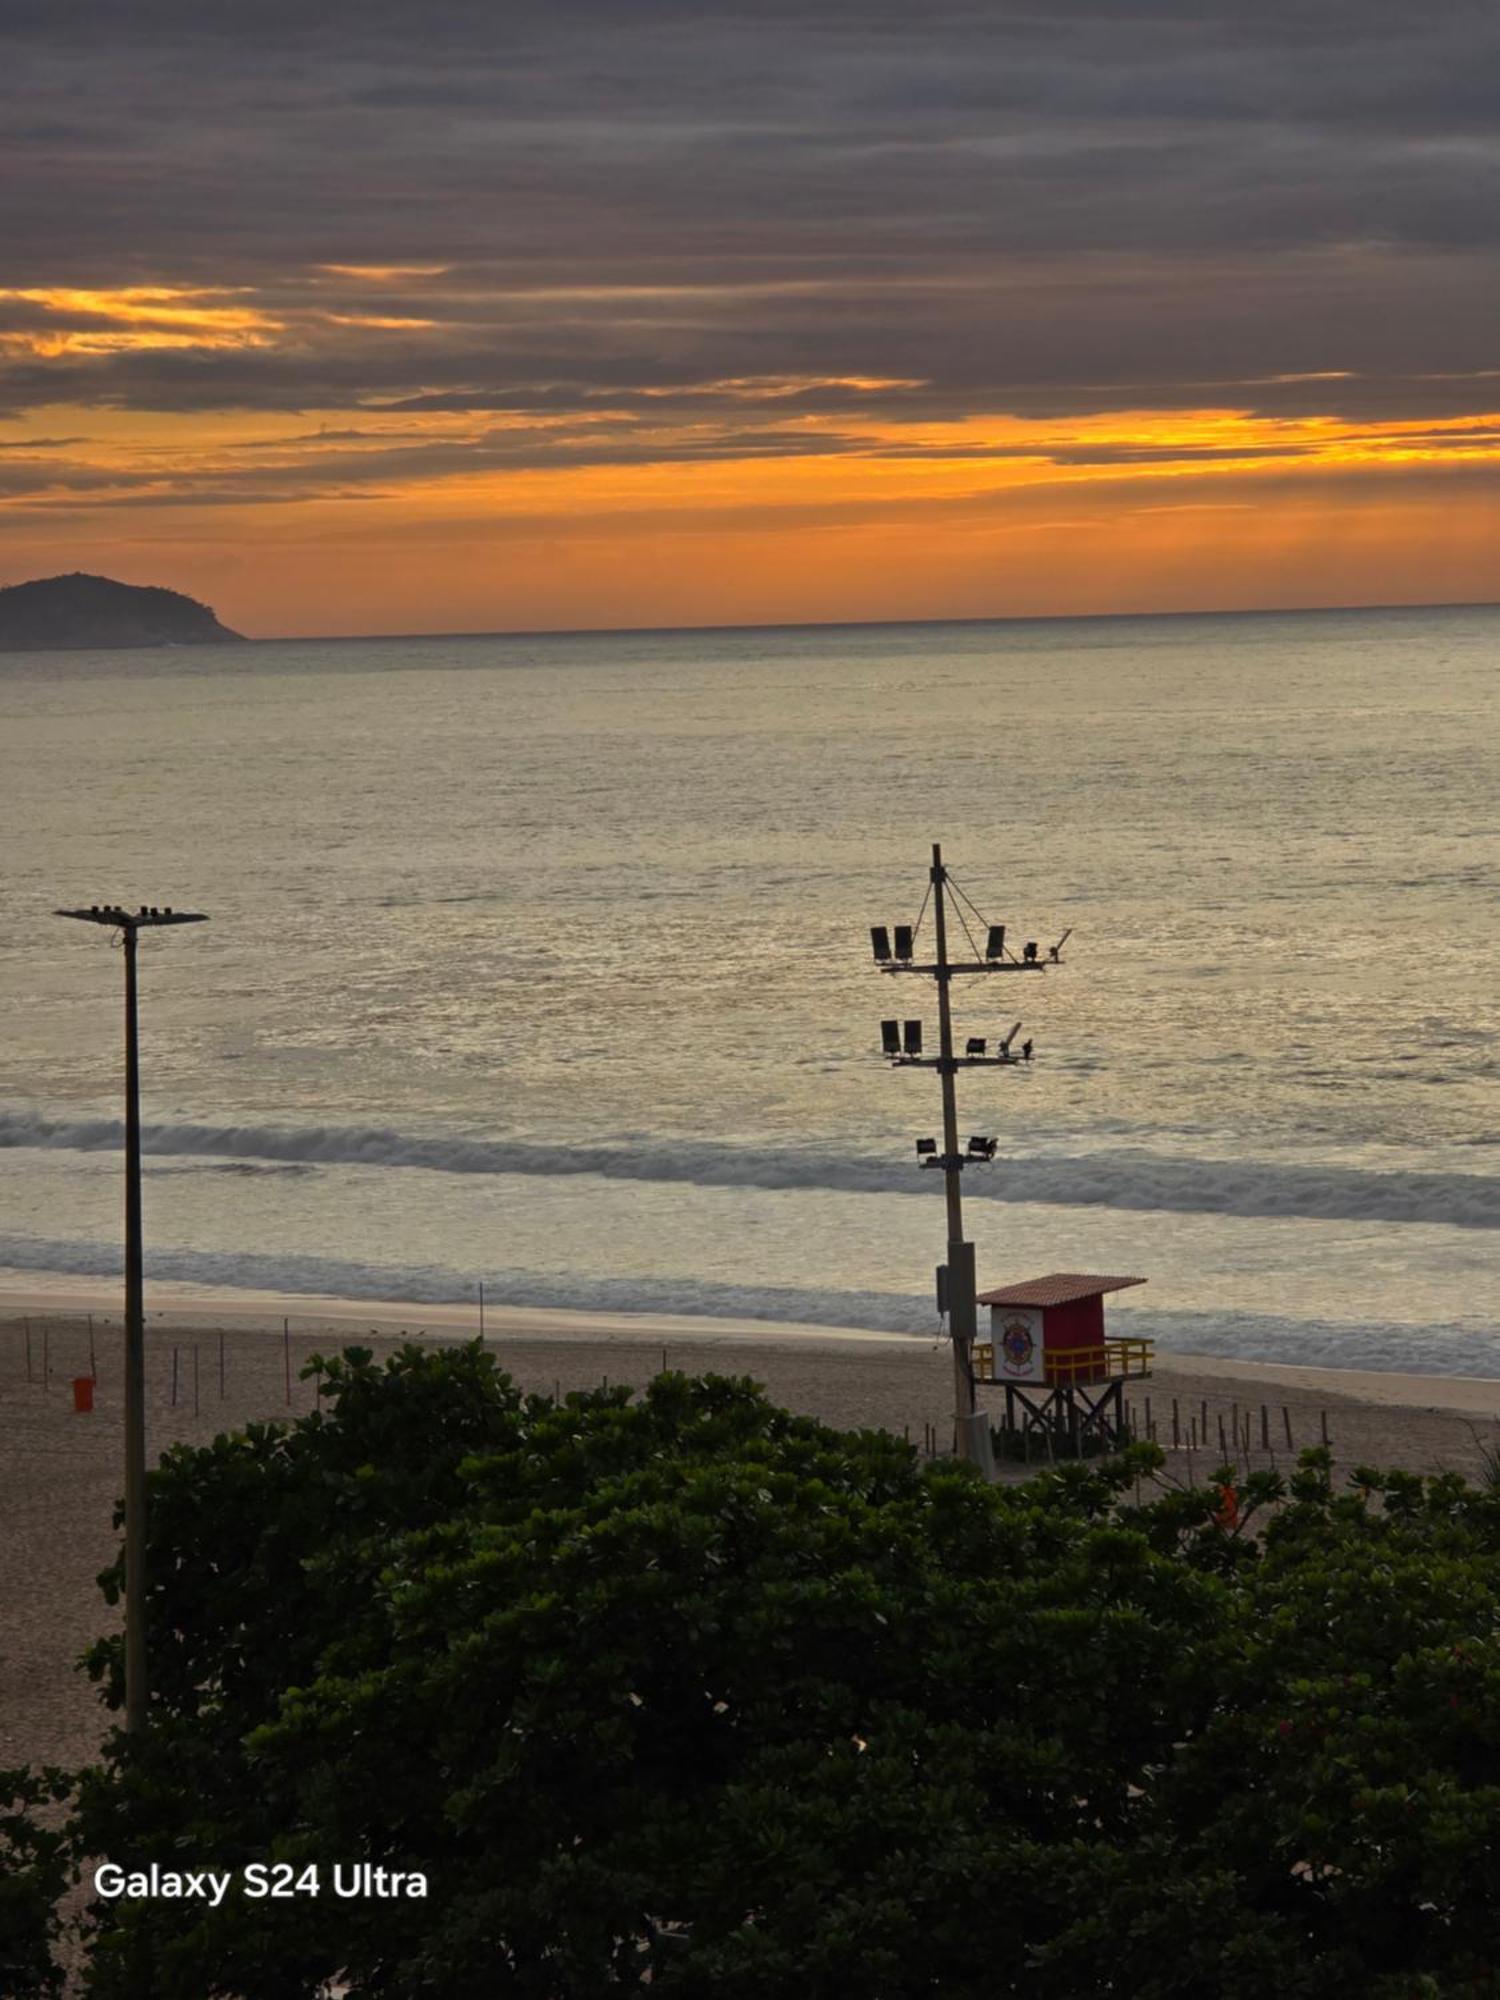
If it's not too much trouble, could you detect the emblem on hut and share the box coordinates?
[999,1316,1036,1374]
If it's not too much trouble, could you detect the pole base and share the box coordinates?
[955,1410,997,1481]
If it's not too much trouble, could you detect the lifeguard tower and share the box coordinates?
[973,1273,1152,1456]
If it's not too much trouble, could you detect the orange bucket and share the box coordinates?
[72,1376,94,1414]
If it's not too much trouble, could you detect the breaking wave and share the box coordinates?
[0,1232,1497,1377]
[0,1232,932,1333]
[3,1108,1499,1231]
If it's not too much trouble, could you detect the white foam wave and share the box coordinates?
[2,1109,1497,1230]
[0,1232,1496,1378]
[0,1232,930,1333]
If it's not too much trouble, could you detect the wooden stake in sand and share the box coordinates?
[1172,1398,1180,1449]
[283,1318,292,1406]
[478,1280,486,1347]
[43,1322,50,1392]
[1320,1409,1329,1446]
[24,1316,32,1384]
[219,1330,225,1400]
[171,1346,179,1407]
[1217,1414,1228,1459]
[89,1313,97,1383]
[1261,1404,1270,1452]
[1283,1405,1294,1451]
[193,1345,200,1420]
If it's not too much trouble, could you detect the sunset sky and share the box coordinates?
[4,0,1500,636]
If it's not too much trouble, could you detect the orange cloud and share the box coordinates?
[318,264,451,281]
[0,286,279,355]
[315,313,440,330]
[6,263,1500,635]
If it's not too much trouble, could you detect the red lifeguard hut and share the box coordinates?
[973,1273,1152,1455]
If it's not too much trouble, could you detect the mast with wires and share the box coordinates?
[870,844,1068,1470]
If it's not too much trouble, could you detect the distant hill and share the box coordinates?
[0,572,245,651]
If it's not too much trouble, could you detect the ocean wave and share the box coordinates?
[0,1232,1496,1378]
[2,1108,1498,1231]
[0,1232,935,1334]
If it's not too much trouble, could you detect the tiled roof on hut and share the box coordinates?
[975,1273,1146,1309]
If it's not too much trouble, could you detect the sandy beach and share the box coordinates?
[5,1285,1500,1783]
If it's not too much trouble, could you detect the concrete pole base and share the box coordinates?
[956,1410,997,1481]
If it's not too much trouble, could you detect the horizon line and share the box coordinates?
[248,594,1500,647]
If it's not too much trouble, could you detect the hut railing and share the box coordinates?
[971,1338,1154,1386]
[1102,1338,1153,1378]
[1045,1340,1155,1384]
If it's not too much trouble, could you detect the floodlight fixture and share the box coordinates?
[1023,940,1038,963]
[986,924,1006,960]
[870,925,891,963]
[965,1037,986,1056]
[893,924,914,961]
[916,1137,938,1156]
[56,905,208,933]
[881,1019,902,1055]
[903,1018,923,1055]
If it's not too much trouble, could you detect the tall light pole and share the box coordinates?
[54,903,208,1733]
[871,846,1067,1468]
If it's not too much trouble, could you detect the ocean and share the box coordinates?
[2,605,1497,1375]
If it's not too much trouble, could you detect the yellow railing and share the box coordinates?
[972,1338,1154,1385]
[1103,1337,1154,1379]
[1045,1346,1109,1384]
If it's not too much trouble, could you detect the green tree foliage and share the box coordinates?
[66,1347,1500,1997]
[0,1766,70,1996]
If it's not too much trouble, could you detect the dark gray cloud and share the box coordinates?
[0,0,1497,444]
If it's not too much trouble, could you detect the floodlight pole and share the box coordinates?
[872,848,1066,1469]
[930,844,979,1431]
[54,904,207,1736]
[121,922,147,1737]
